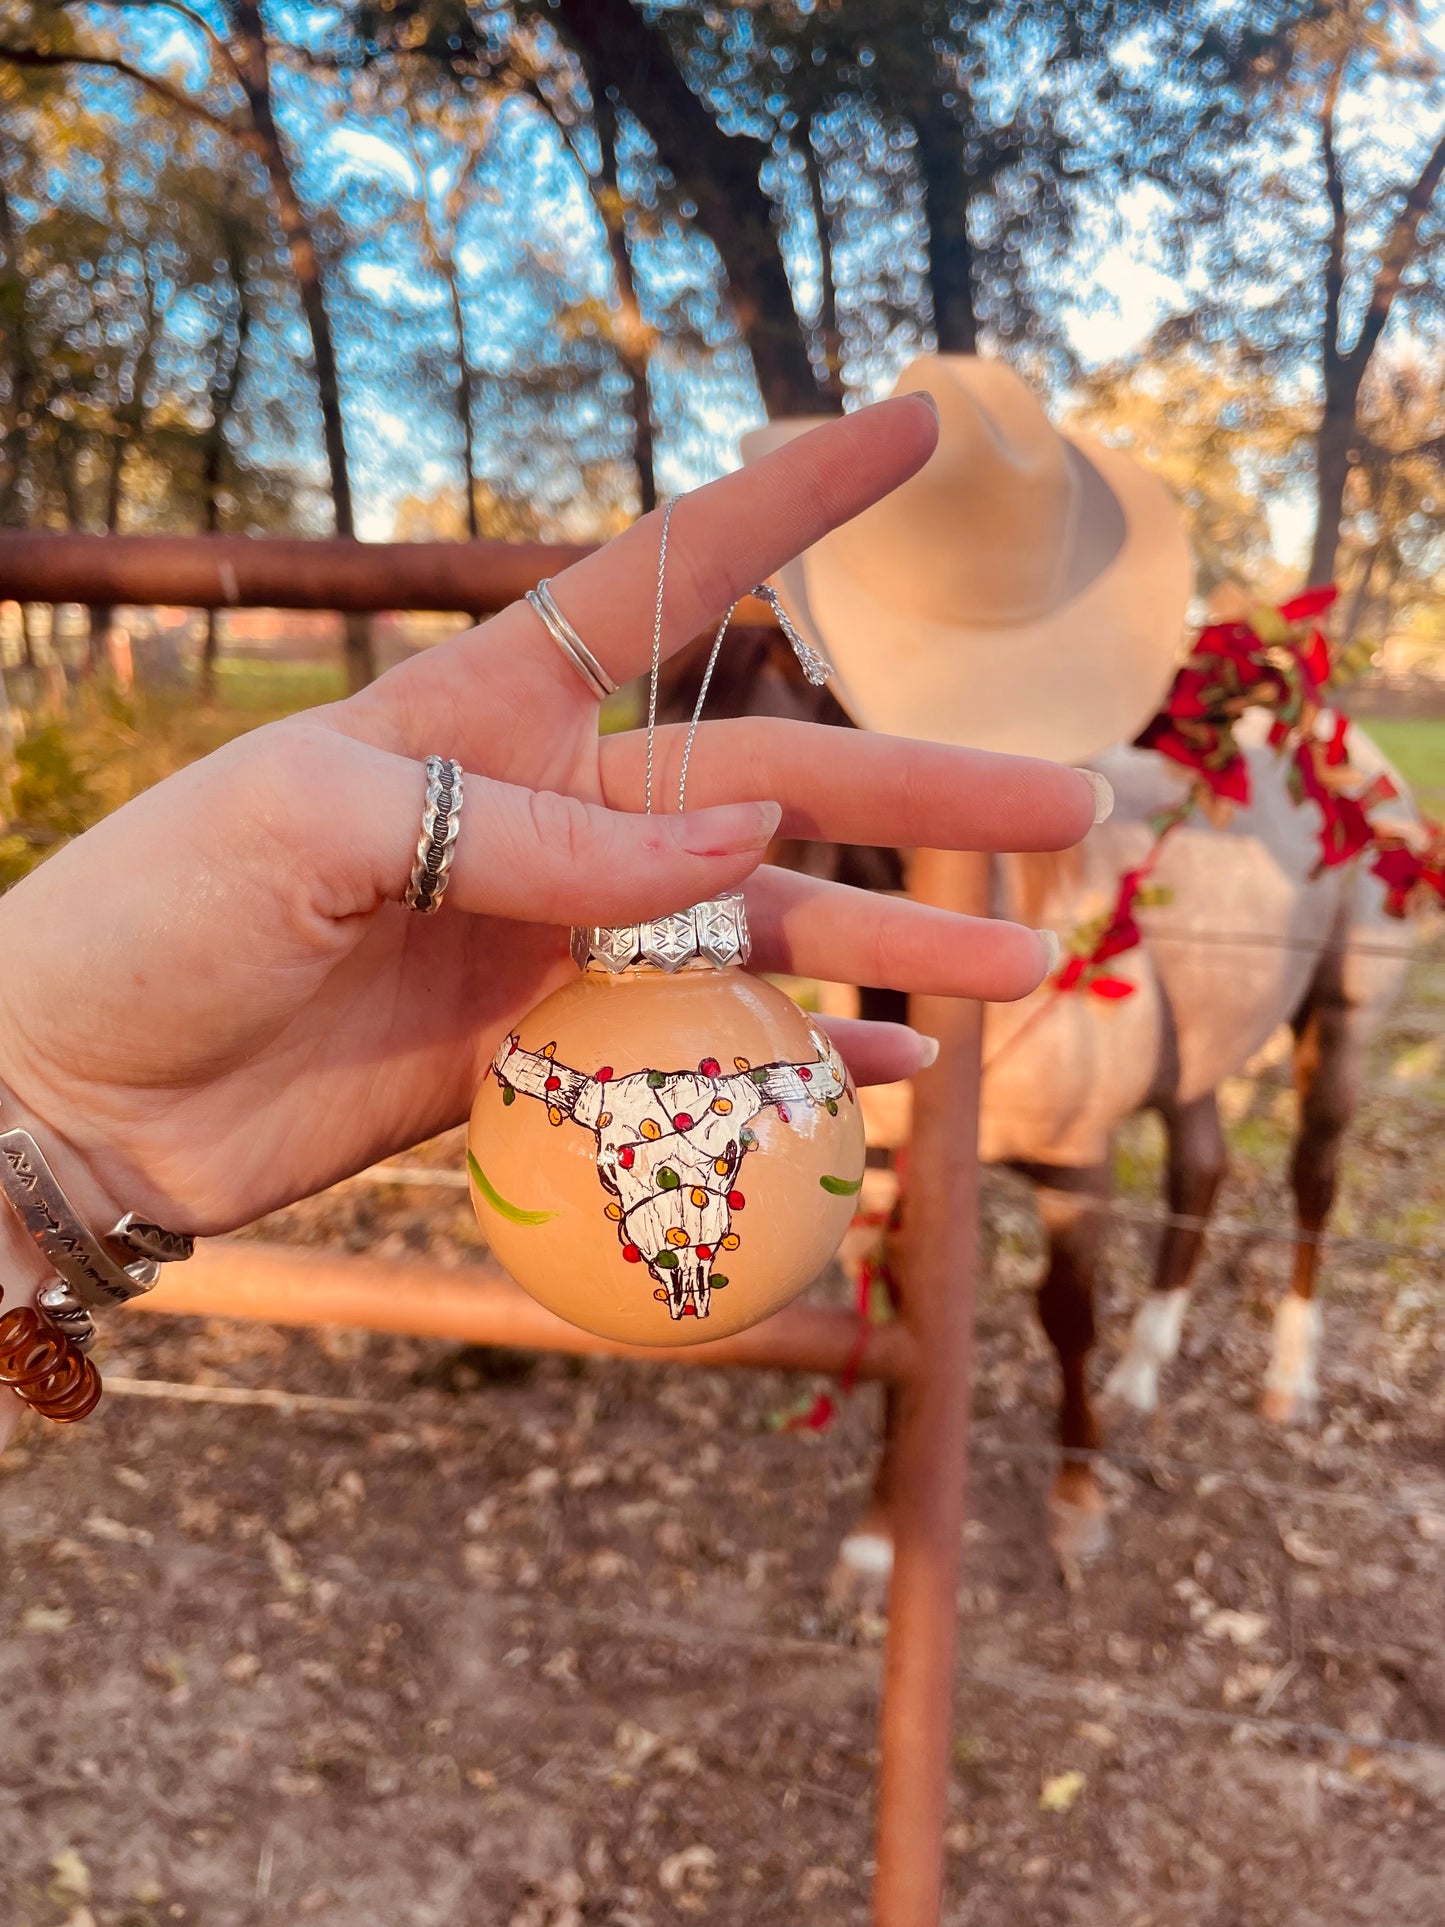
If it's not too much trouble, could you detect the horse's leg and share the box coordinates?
[1105,1092,1226,1415]
[1262,985,1360,1425]
[828,1381,901,1614]
[1033,1168,1112,1568]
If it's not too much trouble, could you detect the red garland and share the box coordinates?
[1057,585,1445,998]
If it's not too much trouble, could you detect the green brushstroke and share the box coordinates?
[819,1173,864,1197]
[467,1150,557,1227]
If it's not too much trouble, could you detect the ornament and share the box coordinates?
[468,502,864,1346]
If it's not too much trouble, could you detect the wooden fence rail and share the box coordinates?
[5,534,984,1927]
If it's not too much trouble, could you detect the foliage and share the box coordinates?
[2,0,1445,646]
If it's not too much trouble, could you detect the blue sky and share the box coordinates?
[42,0,1445,562]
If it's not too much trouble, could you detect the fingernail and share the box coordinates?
[675,800,781,858]
[908,388,939,419]
[1084,770,1114,824]
[1035,928,1061,976]
[916,1034,941,1069]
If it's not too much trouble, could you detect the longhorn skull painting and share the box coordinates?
[488,1028,856,1320]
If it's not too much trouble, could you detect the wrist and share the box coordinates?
[0,1194,51,1312]
[0,1074,134,1242]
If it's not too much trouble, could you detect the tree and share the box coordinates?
[1,1,377,685]
[1186,0,1445,585]
[1070,319,1306,598]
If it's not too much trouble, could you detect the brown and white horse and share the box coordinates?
[663,634,1420,1573]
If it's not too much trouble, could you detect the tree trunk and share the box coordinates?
[914,109,978,355]
[595,97,657,513]
[1308,389,1356,589]
[552,0,818,417]
[200,606,222,703]
[86,432,129,675]
[199,210,253,702]
[230,1,375,686]
[0,175,39,526]
[802,131,843,397]
[21,602,43,667]
[440,253,482,542]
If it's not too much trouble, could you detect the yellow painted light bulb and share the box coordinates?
[468,896,864,1347]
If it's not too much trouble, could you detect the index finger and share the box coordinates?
[358,394,940,753]
[547,391,938,684]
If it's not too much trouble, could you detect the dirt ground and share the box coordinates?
[2,945,1443,1927]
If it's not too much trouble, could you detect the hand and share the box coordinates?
[0,394,1095,1255]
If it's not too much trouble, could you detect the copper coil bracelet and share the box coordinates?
[0,1089,196,1428]
[0,1288,103,1423]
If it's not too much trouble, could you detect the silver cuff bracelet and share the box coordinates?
[0,1096,194,1334]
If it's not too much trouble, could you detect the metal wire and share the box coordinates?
[644,499,675,816]
[39,1499,1445,1770]
[345,1154,1445,1269]
[99,1373,1443,1529]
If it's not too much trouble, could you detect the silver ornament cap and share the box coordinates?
[570,892,751,974]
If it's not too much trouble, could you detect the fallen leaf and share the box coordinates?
[1282,1529,1337,1569]
[1223,1662,1277,1706]
[83,1510,152,1547]
[795,1866,849,1903]
[51,1848,90,1900]
[22,1604,73,1634]
[1074,1721,1117,1749]
[1203,1609,1270,1646]
[614,1721,662,1770]
[659,1845,717,1895]
[1039,1769,1087,1813]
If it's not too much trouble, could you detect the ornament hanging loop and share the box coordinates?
[644,500,834,816]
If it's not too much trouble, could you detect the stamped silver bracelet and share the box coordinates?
[0,1095,194,1336]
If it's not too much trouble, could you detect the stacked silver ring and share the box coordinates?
[405,756,464,914]
[526,580,617,701]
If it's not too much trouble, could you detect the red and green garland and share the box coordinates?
[1056,586,1445,998]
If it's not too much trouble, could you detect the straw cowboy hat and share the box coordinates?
[742,355,1193,766]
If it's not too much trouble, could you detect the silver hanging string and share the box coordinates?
[646,501,834,815]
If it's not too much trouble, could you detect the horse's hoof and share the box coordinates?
[1260,1384,1319,1428]
[1048,1487,1110,1579]
[826,1529,894,1617]
[1102,1353,1161,1417]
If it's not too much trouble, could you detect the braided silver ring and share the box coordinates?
[526,580,617,702]
[405,756,464,914]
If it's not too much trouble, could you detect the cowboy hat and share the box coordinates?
[741,355,1193,766]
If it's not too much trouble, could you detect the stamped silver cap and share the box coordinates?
[570,892,751,974]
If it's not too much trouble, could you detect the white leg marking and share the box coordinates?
[1104,1287,1192,1414]
[1264,1294,1322,1405]
[838,1530,894,1578]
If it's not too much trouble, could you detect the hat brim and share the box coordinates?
[740,420,1192,766]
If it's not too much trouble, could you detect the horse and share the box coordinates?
[660,631,1420,1578]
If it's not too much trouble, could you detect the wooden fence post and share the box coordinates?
[873,846,988,1925]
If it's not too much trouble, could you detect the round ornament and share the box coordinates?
[468,894,864,1345]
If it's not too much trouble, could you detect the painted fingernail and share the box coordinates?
[1035,928,1062,975]
[1084,770,1114,824]
[916,1034,941,1069]
[675,800,781,858]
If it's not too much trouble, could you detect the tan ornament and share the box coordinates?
[469,907,864,1346]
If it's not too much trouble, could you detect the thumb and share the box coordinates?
[336,737,781,926]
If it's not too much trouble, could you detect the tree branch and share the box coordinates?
[0,43,249,143]
[57,0,249,93]
[1349,110,1445,380]
[1319,62,1347,382]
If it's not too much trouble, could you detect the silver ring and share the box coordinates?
[405,756,464,915]
[526,580,617,701]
